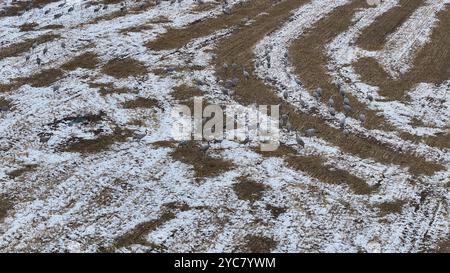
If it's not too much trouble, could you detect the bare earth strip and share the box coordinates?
[212,0,444,176]
[356,0,425,51]
[353,6,450,148]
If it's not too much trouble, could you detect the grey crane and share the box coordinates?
[305,128,316,138]
[328,107,336,116]
[359,113,366,124]
[296,133,305,148]
[339,117,346,130]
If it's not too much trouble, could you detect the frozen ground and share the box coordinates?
[0,0,449,253]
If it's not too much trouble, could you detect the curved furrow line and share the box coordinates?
[326,0,450,148]
[356,0,425,52]
[253,0,446,160]
[219,0,444,175]
[375,0,450,78]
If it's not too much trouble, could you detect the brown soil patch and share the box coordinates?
[437,237,450,253]
[7,164,38,179]
[0,196,12,222]
[0,34,60,60]
[19,22,39,32]
[192,2,218,13]
[61,52,101,71]
[62,127,133,154]
[102,58,148,79]
[122,97,159,109]
[286,155,375,195]
[266,204,287,218]
[241,235,278,253]
[171,84,203,102]
[170,141,234,179]
[356,0,425,51]
[233,177,268,202]
[40,24,65,30]
[14,68,65,88]
[376,200,406,216]
[89,82,134,96]
[212,0,443,176]
[108,202,190,251]
[119,24,153,34]
[0,0,59,17]
[0,98,11,110]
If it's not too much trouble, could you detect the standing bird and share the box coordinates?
[305,128,316,138]
[366,94,374,102]
[178,140,189,147]
[243,70,250,80]
[296,133,305,148]
[343,96,350,105]
[343,104,352,114]
[285,120,293,132]
[200,143,210,154]
[328,107,336,116]
[223,63,228,73]
[339,117,346,130]
[43,47,48,55]
[328,96,335,108]
[36,57,41,65]
[359,113,366,124]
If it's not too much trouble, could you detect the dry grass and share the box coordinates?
[14,68,65,88]
[0,197,12,222]
[376,200,406,216]
[40,24,65,30]
[86,1,155,25]
[122,97,159,109]
[192,2,218,13]
[356,0,425,51]
[0,0,59,17]
[61,52,100,71]
[108,202,190,251]
[0,98,11,110]
[102,57,148,79]
[89,82,134,96]
[62,127,133,154]
[0,34,60,60]
[171,84,203,102]
[266,204,287,218]
[119,24,153,34]
[233,177,268,202]
[212,0,444,176]
[170,141,234,179]
[241,235,278,253]
[286,155,375,195]
[437,237,450,253]
[149,15,171,24]
[7,164,38,179]
[19,22,39,32]
[146,0,276,51]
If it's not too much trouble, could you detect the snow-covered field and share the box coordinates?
[0,0,449,253]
